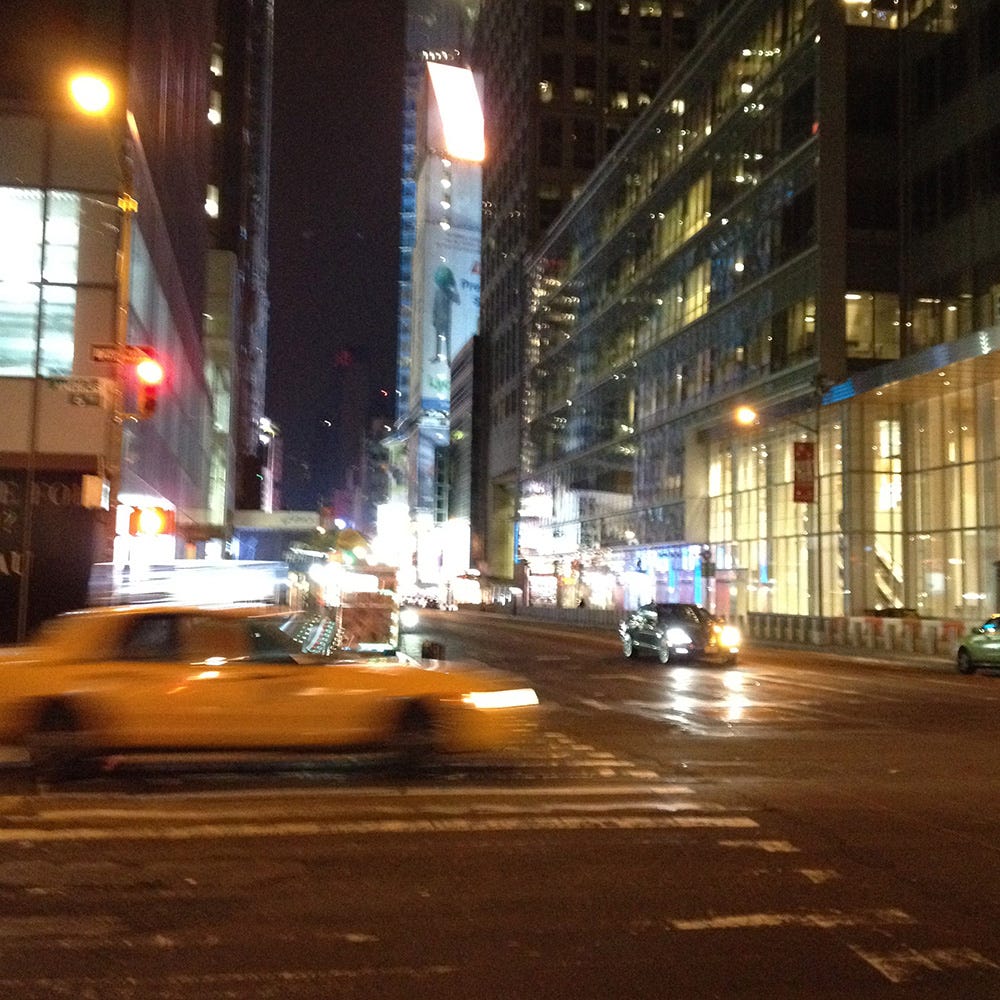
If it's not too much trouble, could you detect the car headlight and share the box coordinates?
[716,623,741,647]
[665,627,693,645]
[399,607,420,629]
[462,688,540,709]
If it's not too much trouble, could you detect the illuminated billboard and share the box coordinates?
[426,62,485,163]
[414,224,480,412]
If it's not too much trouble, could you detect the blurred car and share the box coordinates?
[0,604,539,780]
[619,602,740,665]
[956,614,1000,674]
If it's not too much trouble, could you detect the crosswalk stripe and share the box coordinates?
[0,813,760,843]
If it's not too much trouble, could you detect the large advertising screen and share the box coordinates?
[417,224,480,413]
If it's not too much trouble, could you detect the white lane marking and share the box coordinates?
[670,908,914,931]
[0,814,760,843]
[719,840,800,853]
[535,655,572,661]
[591,673,651,682]
[25,785,700,822]
[0,915,123,938]
[0,967,459,989]
[799,869,840,884]
[849,945,999,984]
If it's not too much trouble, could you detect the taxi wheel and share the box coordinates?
[26,702,99,784]
[622,633,636,658]
[956,649,977,675]
[391,702,438,771]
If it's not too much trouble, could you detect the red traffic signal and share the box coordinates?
[135,348,164,419]
[127,505,176,536]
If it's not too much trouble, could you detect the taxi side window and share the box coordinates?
[119,615,180,660]
[184,618,250,663]
[982,619,1000,633]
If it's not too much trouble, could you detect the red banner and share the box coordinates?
[793,440,816,503]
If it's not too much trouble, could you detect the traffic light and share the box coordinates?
[135,349,164,419]
[128,505,176,536]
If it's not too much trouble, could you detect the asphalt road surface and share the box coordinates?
[0,610,997,999]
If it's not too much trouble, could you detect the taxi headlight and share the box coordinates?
[463,688,539,710]
[665,626,693,645]
[718,624,741,647]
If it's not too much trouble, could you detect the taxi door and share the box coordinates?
[178,617,380,749]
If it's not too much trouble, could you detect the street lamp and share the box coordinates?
[733,403,824,621]
[68,73,113,116]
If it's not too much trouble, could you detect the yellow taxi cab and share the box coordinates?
[0,604,539,780]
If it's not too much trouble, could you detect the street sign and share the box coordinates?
[62,376,109,407]
[91,343,151,364]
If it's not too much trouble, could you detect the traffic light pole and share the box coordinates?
[99,146,138,567]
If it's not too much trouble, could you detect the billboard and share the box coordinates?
[417,224,480,412]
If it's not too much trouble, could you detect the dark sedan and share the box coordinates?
[619,602,741,665]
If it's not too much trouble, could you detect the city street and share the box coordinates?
[0,610,997,998]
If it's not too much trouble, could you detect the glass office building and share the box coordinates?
[521,0,1000,626]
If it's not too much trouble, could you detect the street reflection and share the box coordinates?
[665,666,752,724]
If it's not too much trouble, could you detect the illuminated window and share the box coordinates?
[0,188,81,376]
[208,90,222,125]
[210,44,223,77]
[205,184,220,219]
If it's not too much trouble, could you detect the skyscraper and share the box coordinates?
[473,0,699,584]
[208,0,274,515]
[0,1,220,636]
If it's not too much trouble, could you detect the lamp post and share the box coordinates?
[734,402,824,621]
[69,71,136,573]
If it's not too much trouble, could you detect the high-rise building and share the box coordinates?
[473,0,699,586]
[396,1,479,421]
[208,0,274,516]
[388,1,481,589]
[0,1,267,635]
[519,0,1000,626]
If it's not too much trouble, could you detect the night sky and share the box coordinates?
[267,1,406,510]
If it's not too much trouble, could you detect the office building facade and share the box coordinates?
[521,0,1000,626]
[474,0,700,586]
[0,1,239,636]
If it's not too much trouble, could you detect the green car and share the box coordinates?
[956,615,1000,673]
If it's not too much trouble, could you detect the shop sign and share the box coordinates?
[793,440,816,503]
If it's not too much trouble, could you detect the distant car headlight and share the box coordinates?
[463,688,540,709]
[716,623,741,647]
[399,607,420,629]
[665,626,693,645]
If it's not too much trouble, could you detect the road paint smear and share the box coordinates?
[798,869,840,884]
[0,814,760,843]
[670,908,914,931]
[24,784,700,822]
[0,966,459,993]
[0,915,123,938]
[850,945,999,983]
[718,839,799,853]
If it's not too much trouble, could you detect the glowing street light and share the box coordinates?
[68,72,113,115]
